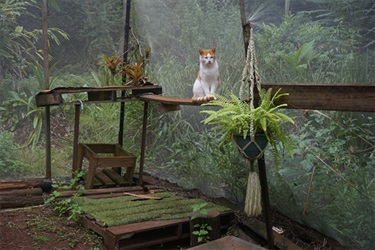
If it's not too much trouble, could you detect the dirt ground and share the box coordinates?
[0,187,345,250]
[0,205,106,250]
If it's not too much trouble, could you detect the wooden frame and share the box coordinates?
[76,143,136,189]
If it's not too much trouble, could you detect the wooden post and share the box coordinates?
[138,101,149,185]
[258,156,274,249]
[72,104,81,177]
[239,1,274,249]
[118,0,132,146]
[239,0,251,56]
[42,0,51,179]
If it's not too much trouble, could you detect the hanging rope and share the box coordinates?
[241,27,264,217]
[238,27,265,161]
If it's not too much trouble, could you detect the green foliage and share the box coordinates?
[201,88,295,166]
[193,223,212,244]
[191,203,209,219]
[46,171,85,221]
[191,203,212,243]
[255,14,373,83]
[0,131,34,179]
[267,111,375,249]
[281,40,315,78]
[0,0,38,78]
[0,0,69,80]
[79,0,123,64]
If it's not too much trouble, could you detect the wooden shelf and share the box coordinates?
[35,85,162,107]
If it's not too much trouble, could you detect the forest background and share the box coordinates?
[0,0,374,249]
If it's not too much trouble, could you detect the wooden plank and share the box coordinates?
[102,168,128,186]
[86,189,165,199]
[140,84,375,112]
[0,193,45,209]
[244,219,303,250]
[117,234,190,250]
[158,103,181,112]
[122,192,162,200]
[59,185,162,198]
[35,85,162,107]
[0,188,43,196]
[92,177,103,189]
[189,236,266,250]
[261,83,375,112]
[139,95,200,106]
[95,170,116,187]
[39,85,162,94]
[107,218,189,236]
[0,179,52,191]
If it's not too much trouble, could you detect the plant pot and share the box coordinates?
[233,134,268,160]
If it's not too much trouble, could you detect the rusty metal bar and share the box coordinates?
[138,101,149,185]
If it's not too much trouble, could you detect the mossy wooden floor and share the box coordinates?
[75,190,233,249]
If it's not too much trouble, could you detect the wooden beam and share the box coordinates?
[141,84,374,113]
[35,85,162,107]
[139,95,200,106]
[261,83,375,112]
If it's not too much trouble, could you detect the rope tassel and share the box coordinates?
[244,171,262,217]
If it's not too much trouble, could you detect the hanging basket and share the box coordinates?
[233,134,268,160]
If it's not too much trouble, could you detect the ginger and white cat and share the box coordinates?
[192,48,221,102]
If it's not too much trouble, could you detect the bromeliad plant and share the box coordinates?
[98,46,152,86]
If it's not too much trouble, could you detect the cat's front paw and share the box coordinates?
[192,95,215,104]
[206,95,216,101]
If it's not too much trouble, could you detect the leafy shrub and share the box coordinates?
[267,111,375,249]
[0,131,34,179]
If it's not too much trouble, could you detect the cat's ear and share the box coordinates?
[198,49,203,55]
[211,48,216,53]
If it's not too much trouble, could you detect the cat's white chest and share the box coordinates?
[200,63,219,82]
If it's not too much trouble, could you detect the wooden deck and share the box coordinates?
[70,184,234,249]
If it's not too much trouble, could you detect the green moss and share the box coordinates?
[73,192,230,227]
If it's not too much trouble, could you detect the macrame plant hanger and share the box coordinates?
[239,26,264,162]
[239,27,264,218]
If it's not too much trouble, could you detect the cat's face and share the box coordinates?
[199,48,217,65]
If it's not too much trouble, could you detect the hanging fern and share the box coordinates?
[201,88,295,167]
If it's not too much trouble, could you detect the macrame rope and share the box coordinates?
[238,27,265,160]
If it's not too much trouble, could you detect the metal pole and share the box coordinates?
[139,101,149,185]
[118,0,132,146]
